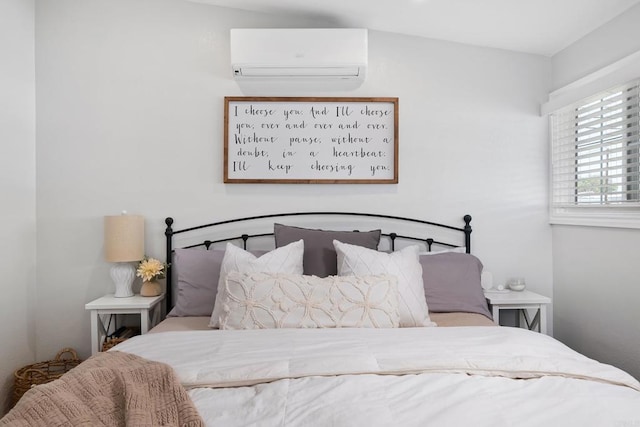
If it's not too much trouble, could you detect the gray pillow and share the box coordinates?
[420,252,492,319]
[167,248,266,317]
[167,249,226,317]
[274,223,381,277]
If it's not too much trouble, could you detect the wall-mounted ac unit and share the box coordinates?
[230,28,368,94]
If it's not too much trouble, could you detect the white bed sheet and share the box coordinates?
[114,327,640,427]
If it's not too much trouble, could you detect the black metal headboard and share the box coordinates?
[164,212,472,310]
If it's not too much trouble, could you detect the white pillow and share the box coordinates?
[219,272,399,329]
[208,240,304,328]
[333,240,436,327]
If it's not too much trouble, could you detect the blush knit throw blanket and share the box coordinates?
[1,351,204,427]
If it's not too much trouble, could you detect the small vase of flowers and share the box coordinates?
[136,257,166,297]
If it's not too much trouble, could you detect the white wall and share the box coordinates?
[551,3,640,380]
[33,0,552,362]
[0,0,37,415]
[552,3,640,90]
[553,227,640,378]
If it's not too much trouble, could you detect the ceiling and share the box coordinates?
[189,0,640,57]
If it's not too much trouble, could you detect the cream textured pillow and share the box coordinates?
[208,240,304,328]
[334,240,436,327]
[219,272,399,329]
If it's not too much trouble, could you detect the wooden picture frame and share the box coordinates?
[224,97,398,184]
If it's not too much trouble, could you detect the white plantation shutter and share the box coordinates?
[550,79,640,228]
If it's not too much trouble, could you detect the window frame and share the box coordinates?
[549,79,640,229]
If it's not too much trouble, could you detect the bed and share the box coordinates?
[3,212,639,426]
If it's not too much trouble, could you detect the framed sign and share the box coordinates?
[224,97,398,184]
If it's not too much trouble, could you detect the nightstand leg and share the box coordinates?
[540,305,547,335]
[150,304,161,329]
[492,306,500,325]
[140,309,150,334]
[90,311,99,355]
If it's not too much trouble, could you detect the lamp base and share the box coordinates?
[110,262,135,298]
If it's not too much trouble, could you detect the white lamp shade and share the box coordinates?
[104,214,145,262]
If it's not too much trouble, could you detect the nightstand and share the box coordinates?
[85,294,164,355]
[483,289,551,334]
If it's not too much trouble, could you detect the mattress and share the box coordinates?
[149,311,495,334]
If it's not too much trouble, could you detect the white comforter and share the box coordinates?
[115,327,640,427]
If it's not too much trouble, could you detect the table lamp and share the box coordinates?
[104,213,144,297]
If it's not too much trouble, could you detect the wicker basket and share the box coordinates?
[12,348,82,407]
[101,326,139,351]
[101,337,127,352]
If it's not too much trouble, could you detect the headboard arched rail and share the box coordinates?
[163,212,472,310]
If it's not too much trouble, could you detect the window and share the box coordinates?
[550,79,640,228]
